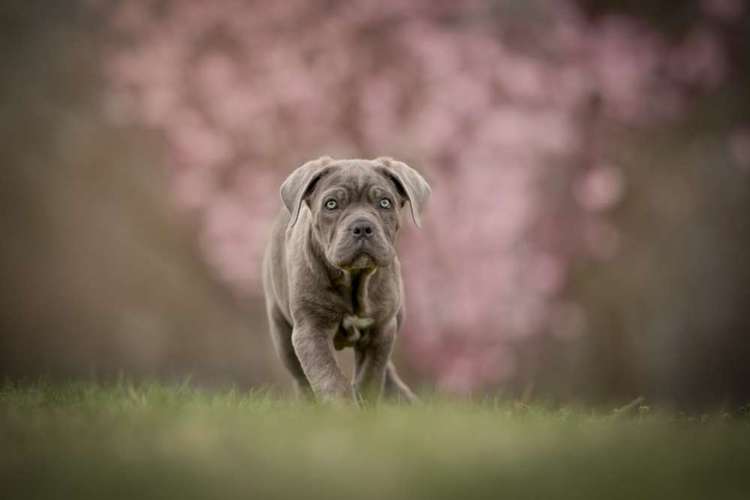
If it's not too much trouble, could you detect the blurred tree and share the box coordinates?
[566,0,750,407]
[2,0,748,407]
[102,0,750,406]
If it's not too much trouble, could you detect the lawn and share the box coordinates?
[2,381,749,500]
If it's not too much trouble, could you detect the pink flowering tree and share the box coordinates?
[105,0,739,393]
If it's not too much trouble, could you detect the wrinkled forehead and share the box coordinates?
[315,161,395,198]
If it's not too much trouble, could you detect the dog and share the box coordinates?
[262,156,430,404]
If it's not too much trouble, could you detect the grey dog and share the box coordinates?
[262,156,430,404]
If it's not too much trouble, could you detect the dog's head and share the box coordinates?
[280,157,430,270]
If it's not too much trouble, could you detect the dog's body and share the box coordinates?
[262,157,430,403]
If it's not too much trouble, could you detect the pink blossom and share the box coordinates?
[574,165,625,212]
[103,0,730,392]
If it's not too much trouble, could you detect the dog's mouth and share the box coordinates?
[328,232,394,271]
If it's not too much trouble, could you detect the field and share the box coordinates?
[2,381,749,500]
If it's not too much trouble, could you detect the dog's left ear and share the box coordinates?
[280,156,334,227]
[376,157,431,228]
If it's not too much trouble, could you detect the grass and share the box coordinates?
[2,381,749,500]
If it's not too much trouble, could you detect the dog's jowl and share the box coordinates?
[262,157,430,404]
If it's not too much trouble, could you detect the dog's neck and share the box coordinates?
[329,265,377,317]
[346,267,377,316]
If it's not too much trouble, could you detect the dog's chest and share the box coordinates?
[333,314,372,351]
[331,269,381,351]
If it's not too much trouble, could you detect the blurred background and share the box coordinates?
[2,0,749,409]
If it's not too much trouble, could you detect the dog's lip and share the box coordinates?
[351,251,375,264]
[336,251,376,270]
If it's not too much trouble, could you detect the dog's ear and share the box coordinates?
[280,156,334,227]
[376,157,431,228]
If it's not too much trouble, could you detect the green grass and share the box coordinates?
[2,381,749,500]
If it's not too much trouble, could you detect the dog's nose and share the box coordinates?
[351,219,374,239]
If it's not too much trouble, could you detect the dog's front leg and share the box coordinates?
[291,325,352,402]
[353,319,396,404]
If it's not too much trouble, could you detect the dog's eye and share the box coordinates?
[324,199,338,210]
[379,198,392,209]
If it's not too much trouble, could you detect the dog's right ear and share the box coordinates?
[280,156,334,227]
[375,157,431,228]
